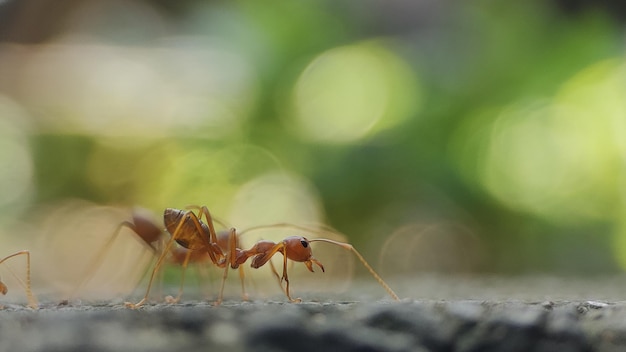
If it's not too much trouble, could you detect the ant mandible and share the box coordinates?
[0,250,38,309]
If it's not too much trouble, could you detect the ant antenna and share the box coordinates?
[309,239,399,301]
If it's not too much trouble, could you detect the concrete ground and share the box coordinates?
[2,275,626,352]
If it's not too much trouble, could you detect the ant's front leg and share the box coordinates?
[215,228,239,305]
[280,246,301,303]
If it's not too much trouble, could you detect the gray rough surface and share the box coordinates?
[3,275,626,352]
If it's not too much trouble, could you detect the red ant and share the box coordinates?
[0,250,38,309]
[126,206,399,308]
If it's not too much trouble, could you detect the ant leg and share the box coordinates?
[216,260,229,306]
[0,251,37,309]
[183,210,224,265]
[125,245,170,308]
[167,249,194,304]
[187,205,230,229]
[280,246,301,303]
[238,266,248,301]
[268,260,284,291]
[228,228,249,301]
[126,219,184,308]
[195,206,220,244]
[215,228,238,305]
[245,241,300,301]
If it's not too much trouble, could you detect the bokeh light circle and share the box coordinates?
[290,40,421,143]
[229,171,323,239]
[479,59,626,223]
[131,143,285,217]
[17,38,258,139]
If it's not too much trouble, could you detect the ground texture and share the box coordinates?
[2,275,626,352]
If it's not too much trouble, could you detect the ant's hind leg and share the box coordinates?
[166,249,194,304]
[269,260,284,291]
[215,228,238,305]
[126,220,183,308]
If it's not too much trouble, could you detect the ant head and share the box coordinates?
[284,236,325,273]
[283,236,312,261]
[0,279,7,295]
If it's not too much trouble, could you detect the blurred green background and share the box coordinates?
[0,0,625,284]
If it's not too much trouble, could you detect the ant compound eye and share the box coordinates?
[300,240,308,248]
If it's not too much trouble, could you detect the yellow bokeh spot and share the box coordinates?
[130,143,284,217]
[228,171,323,243]
[291,40,420,143]
[479,59,625,223]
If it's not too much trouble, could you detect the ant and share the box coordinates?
[126,206,399,308]
[229,231,400,303]
[0,250,38,309]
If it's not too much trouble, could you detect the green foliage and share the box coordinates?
[0,0,624,274]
